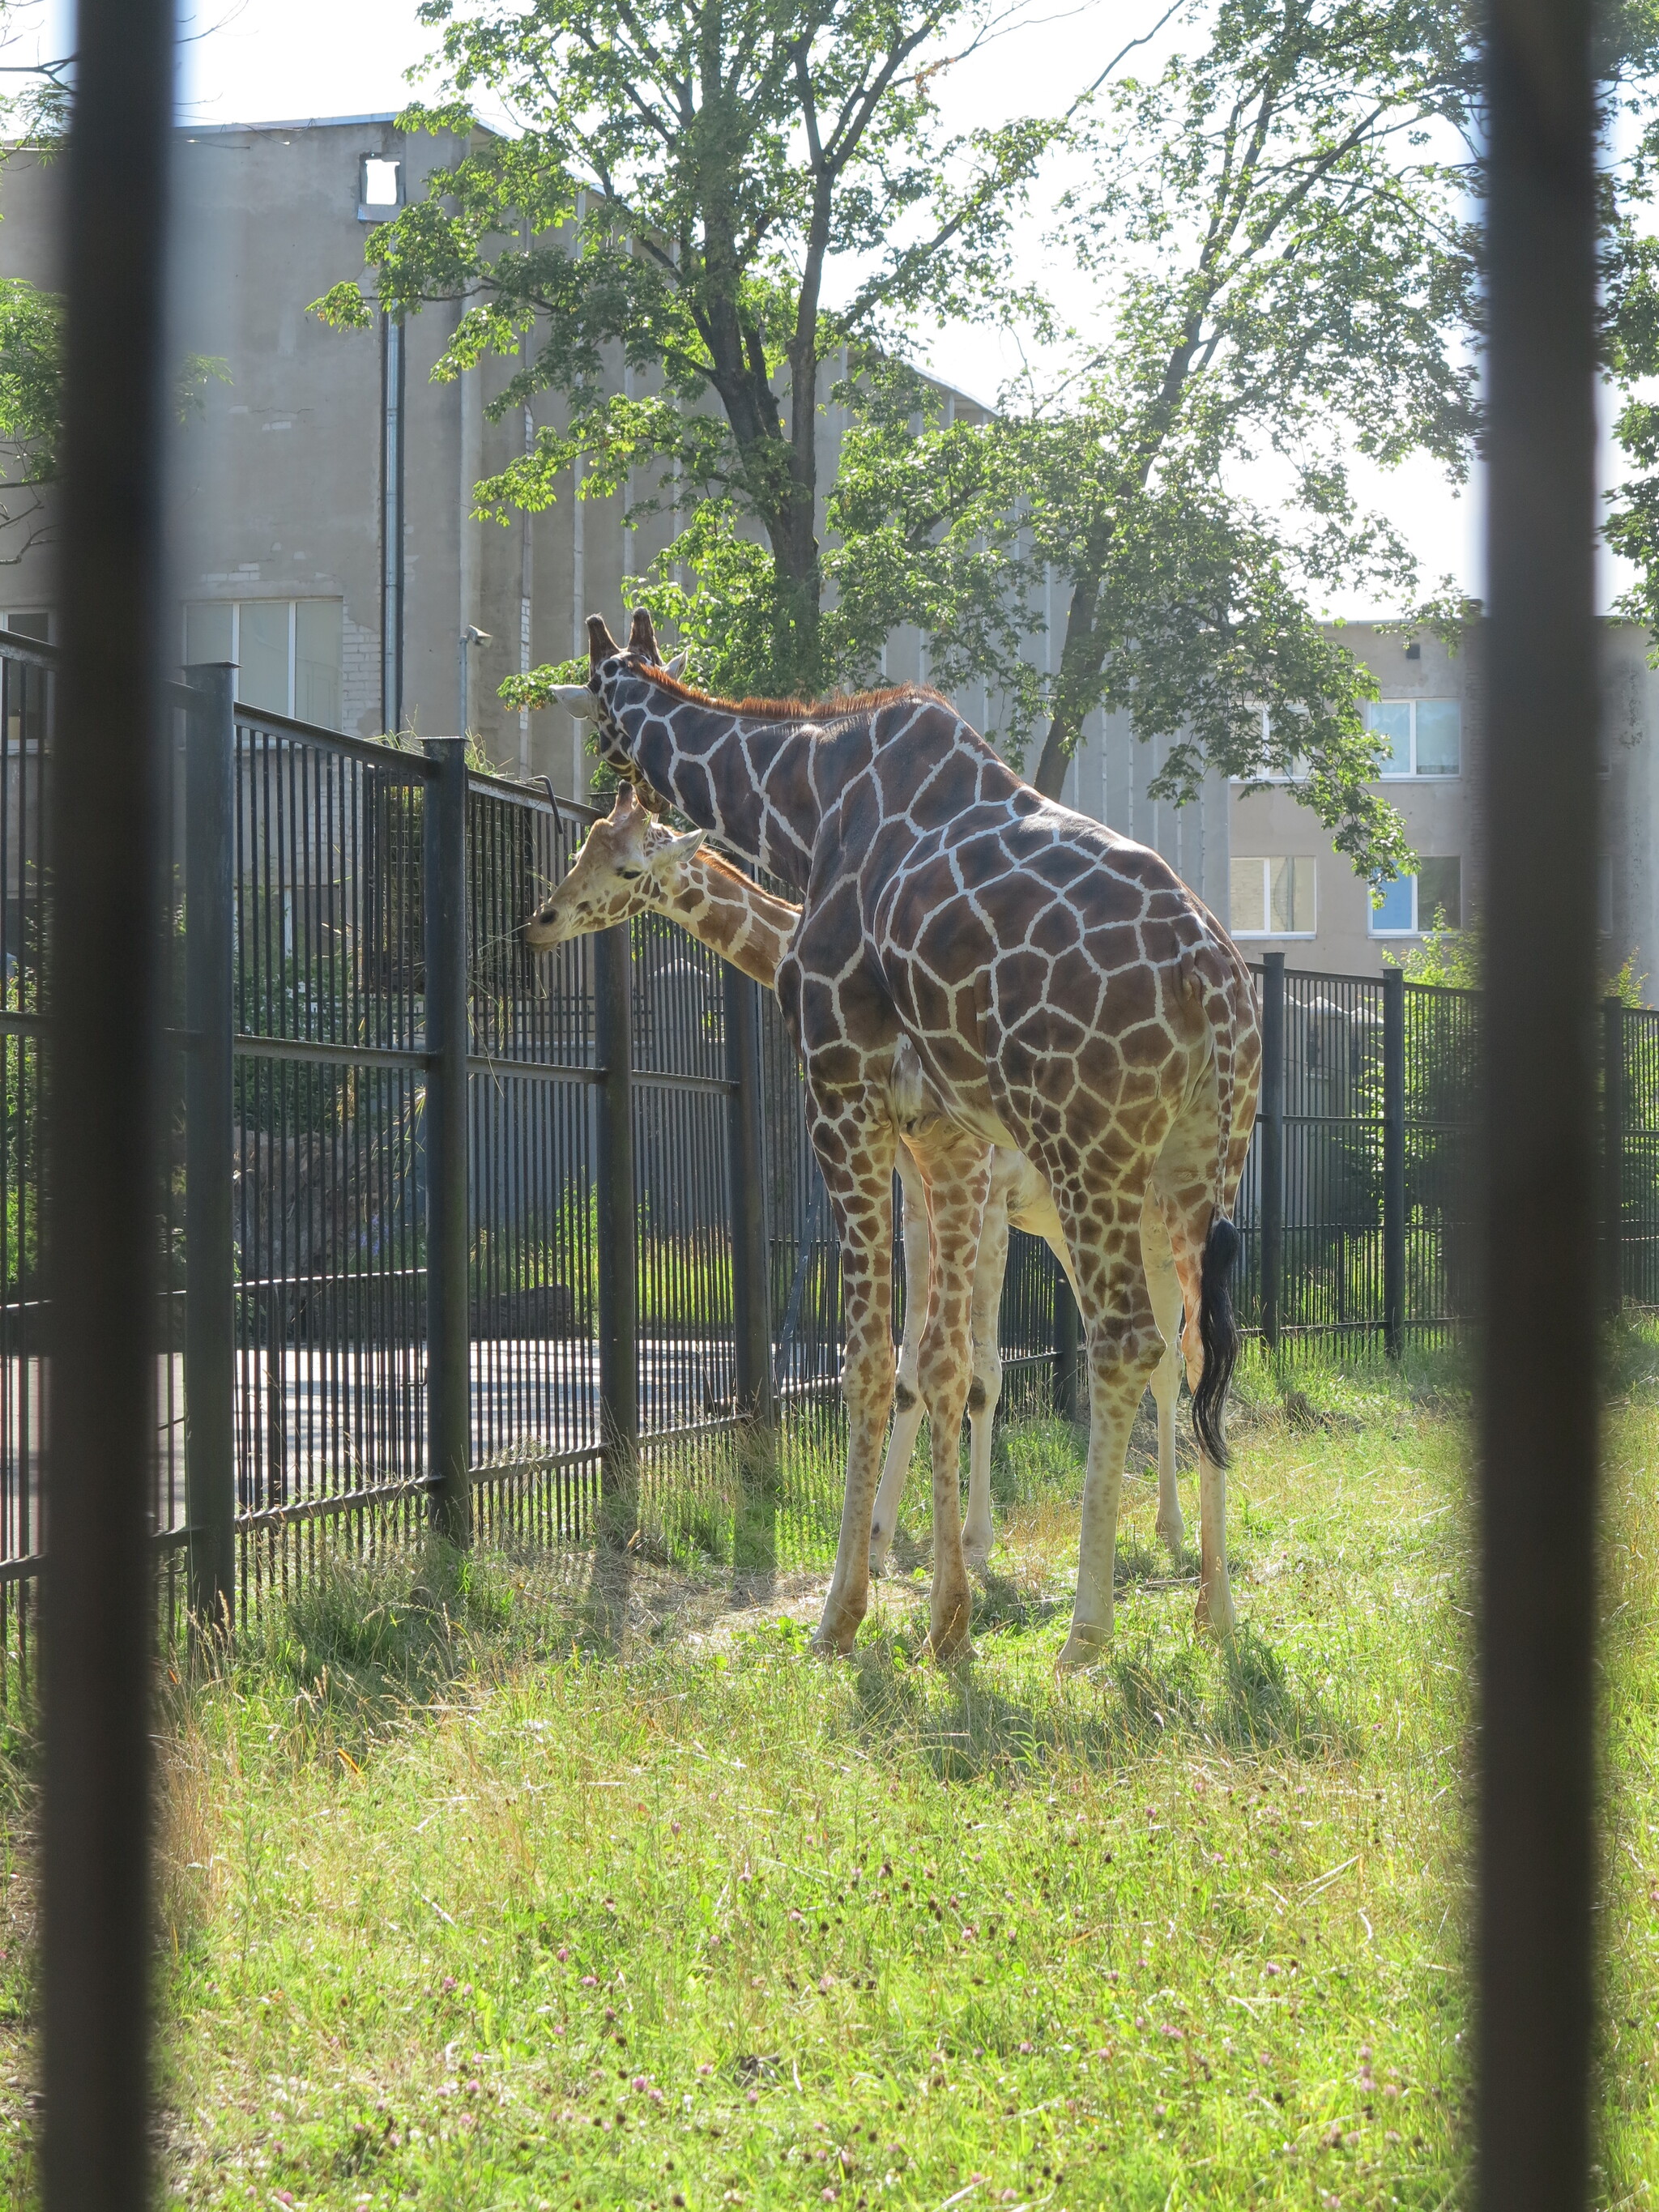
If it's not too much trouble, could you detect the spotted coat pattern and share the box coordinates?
[522,786,1194,1574]
[573,611,1261,1664]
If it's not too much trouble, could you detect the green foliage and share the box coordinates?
[828,0,1484,876]
[314,0,1058,698]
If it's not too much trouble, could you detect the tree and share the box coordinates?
[818,0,1486,879]
[313,0,1068,695]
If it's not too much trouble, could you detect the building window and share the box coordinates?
[183,599,343,731]
[1369,856,1461,936]
[1366,697,1461,777]
[359,156,403,221]
[1230,856,1316,936]
[1,611,51,641]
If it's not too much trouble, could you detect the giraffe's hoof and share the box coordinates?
[1193,1588,1237,1643]
[1156,1516,1185,1562]
[925,1608,975,1665]
[810,1626,858,1660]
[962,1529,994,1573]
[1056,1626,1111,1674]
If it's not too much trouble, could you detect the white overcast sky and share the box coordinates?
[9,0,1643,614]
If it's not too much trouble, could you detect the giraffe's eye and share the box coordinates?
[615,865,643,882]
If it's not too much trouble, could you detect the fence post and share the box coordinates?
[1605,995,1625,1321]
[595,923,638,1513]
[423,738,471,1547]
[1054,1264,1081,1424]
[1260,952,1286,1352]
[725,965,775,1447]
[1383,965,1406,1361]
[183,663,237,1629]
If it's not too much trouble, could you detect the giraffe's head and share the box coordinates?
[545,608,676,795]
[522,783,705,952]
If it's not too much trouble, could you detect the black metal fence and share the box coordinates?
[0,635,1646,1639]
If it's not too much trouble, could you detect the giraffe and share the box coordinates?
[554,610,1260,1668]
[521,785,1194,1572]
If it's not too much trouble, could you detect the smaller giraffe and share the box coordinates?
[523,786,1192,1569]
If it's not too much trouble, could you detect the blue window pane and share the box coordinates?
[1367,701,1412,776]
[1371,874,1416,934]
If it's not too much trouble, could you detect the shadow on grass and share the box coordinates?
[842,1621,1354,1784]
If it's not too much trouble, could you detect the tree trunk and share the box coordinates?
[1033,714,1073,799]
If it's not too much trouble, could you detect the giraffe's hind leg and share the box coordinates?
[1154,1132,1241,1641]
[1050,1183,1163,1672]
[806,1091,899,1658]
[869,1148,930,1576]
[912,1129,992,1659]
[1141,1200,1185,1561]
[962,1185,1009,1571]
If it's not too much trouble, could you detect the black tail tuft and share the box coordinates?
[1192,1213,1242,1467]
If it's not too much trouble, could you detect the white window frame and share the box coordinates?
[1230,855,1317,939]
[182,599,342,726]
[1368,697,1462,780]
[1367,861,1462,937]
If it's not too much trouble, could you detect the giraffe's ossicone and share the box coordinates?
[556,610,1262,1668]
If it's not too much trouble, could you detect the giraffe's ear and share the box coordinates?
[644,827,706,887]
[629,606,661,661]
[665,650,689,679]
[551,684,596,720]
[587,613,621,670]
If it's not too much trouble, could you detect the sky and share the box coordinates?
[8,0,1638,616]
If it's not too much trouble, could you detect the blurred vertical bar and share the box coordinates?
[725,965,774,1444]
[41,1,174,2205]
[424,739,471,1545]
[595,923,638,1507]
[1480,0,1598,2204]
[1604,995,1625,1320]
[1259,951,1285,1352]
[1382,965,1405,1359]
[184,664,237,1628]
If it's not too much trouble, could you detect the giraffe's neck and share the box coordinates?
[654,850,797,990]
[612,676,829,889]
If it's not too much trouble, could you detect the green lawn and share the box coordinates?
[5,1352,1659,2206]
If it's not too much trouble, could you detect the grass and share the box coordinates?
[4,1345,1659,2205]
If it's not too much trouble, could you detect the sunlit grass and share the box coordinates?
[4,1350,1659,2205]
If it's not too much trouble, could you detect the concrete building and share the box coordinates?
[1,115,1654,988]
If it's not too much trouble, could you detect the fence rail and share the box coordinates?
[0,635,1639,1634]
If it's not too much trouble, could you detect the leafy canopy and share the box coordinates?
[314,0,1061,695]
[821,0,1483,879]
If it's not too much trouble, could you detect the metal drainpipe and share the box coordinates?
[382,312,405,735]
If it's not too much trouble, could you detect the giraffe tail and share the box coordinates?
[1192,1213,1241,1466]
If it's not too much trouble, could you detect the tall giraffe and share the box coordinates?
[522,785,1193,1572]
[557,610,1260,1667]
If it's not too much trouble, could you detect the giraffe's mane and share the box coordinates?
[633,664,943,725]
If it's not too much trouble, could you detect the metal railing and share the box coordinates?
[2,630,1650,1639]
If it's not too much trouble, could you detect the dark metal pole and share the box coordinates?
[1383,965,1405,1361]
[1479,0,1598,2201]
[41,0,174,2203]
[1260,952,1286,1353]
[184,663,237,1630]
[595,923,638,1510]
[424,739,471,1546]
[1604,995,1625,1323]
[725,965,775,1441]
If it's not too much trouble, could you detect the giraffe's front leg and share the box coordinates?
[808,1098,898,1658]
